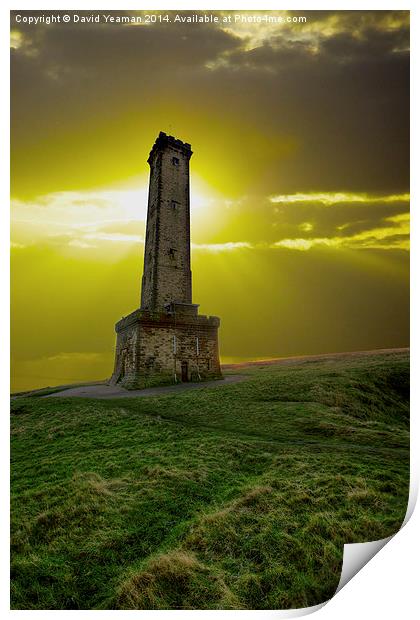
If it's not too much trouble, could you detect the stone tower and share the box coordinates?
[110,132,222,389]
[141,133,192,311]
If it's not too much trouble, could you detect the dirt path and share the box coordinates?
[44,374,246,399]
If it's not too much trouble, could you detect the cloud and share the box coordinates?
[273,238,333,251]
[269,192,410,205]
[194,190,410,251]
[11,182,148,249]
[82,232,143,243]
[11,182,409,255]
[43,351,105,363]
[11,179,225,251]
[67,239,95,249]
[210,10,409,61]
[272,212,409,251]
[192,241,252,252]
[386,213,410,224]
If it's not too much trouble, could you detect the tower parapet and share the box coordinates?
[147,131,192,165]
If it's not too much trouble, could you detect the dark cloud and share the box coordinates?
[11,14,241,137]
[206,25,409,195]
[11,10,409,199]
[274,200,409,240]
[300,10,409,39]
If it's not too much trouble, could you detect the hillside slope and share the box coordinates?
[11,349,409,610]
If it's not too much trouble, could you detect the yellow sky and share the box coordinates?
[11,10,410,391]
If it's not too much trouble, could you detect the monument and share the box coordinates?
[110,132,222,389]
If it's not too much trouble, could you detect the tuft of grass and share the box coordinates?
[11,350,409,609]
[116,550,240,609]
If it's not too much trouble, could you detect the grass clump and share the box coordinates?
[116,550,240,609]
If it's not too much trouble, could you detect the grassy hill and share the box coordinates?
[10,349,409,610]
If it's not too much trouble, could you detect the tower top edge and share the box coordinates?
[148,131,193,163]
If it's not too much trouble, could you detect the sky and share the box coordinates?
[10,10,410,392]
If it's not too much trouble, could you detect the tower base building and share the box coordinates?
[111,305,221,389]
[110,133,222,389]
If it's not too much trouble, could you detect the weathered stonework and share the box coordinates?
[110,132,222,389]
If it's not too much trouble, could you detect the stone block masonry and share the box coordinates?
[110,132,222,388]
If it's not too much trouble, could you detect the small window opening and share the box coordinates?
[172,157,179,166]
[169,248,176,259]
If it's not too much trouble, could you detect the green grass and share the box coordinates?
[10,350,409,610]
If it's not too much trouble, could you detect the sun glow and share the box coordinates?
[11,175,221,250]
